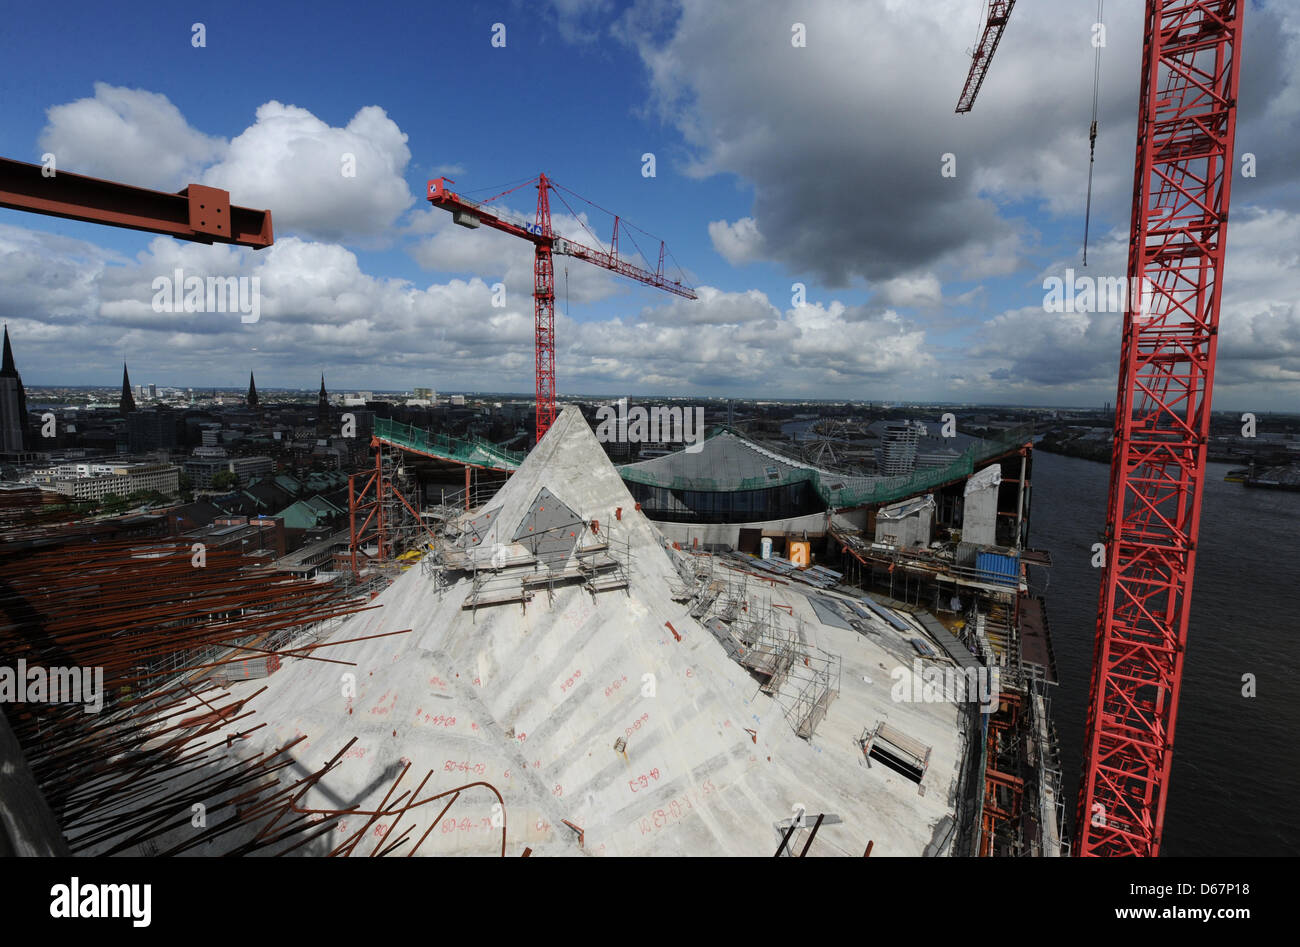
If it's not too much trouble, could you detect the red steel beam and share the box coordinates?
[0,156,273,248]
[1077,0,1243,857]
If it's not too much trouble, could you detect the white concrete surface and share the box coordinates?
[85,407,973,857]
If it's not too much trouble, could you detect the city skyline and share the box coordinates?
[11,347,1293,415]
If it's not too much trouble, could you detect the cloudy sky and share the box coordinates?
[0,0,1296,409]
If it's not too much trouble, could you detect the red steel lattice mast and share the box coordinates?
[428,175,695,444]
[1077,0,1244,857]
[533,174,557,438]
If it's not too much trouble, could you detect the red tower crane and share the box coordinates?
[955,0,1018,113]
[1077,0,1244,857]
[954,0,1245,855]
[427,174,696,443]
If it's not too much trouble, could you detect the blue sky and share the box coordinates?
[1,0,1297,410]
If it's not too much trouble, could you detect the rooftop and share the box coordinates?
[620,425,1032,509]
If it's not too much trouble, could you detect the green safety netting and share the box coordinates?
[376,415,1032,509]
[617,426,1034,509]
[373,418,525,470]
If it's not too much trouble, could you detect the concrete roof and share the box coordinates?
[878,494,936,520]
[90,407,972,857]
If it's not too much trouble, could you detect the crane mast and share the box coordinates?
[953,0,1245,855]
[1076,0,1244,856]
[428,174,695,443]
[534,175,557,438]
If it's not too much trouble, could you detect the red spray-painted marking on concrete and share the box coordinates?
[636,779,716,835]
[605,673,629,697]
[626,712,649,737]
[444,760,488,775]
[627,768,662,793]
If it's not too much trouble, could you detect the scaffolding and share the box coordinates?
[981,691,1026,856]
[419,546,454,600]
[463,560,537,612]
[429,479,505,521]
[780,647,840,740]
[736,617,798,696]
[577,528,631,596]
[960,602,1025,694]
[348,441,439,573]
[686,560,842,742]
[860,721,933,782]
[429,515,633,617]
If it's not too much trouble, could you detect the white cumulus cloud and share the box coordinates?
[38,83,225,190]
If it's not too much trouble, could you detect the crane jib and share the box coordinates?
[425,171,696,444]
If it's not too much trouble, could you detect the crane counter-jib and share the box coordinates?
[427,178,695,299]
[428,179,545,241]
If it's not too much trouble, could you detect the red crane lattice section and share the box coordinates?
[534,175,557,438]
[955,0,1018,114]
[1077,0,1243,857]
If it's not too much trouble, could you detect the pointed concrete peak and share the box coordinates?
[450,404,676,583]
[497,406,620,507]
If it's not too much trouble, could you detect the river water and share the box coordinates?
[1028,449,1300,856]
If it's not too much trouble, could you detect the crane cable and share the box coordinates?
[972,0,991,55]
[1083,0,1104,265]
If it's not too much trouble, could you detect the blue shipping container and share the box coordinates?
[975,551,1019,587]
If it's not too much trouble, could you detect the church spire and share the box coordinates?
[0,325,33,451]
[0,325,16,377]
[316,374,329,437]
[247,372,259,407]
[120,363,136,415]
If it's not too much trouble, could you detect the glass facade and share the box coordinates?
[625,479,823,524]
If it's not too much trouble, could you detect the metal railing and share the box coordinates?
[373,418,525,471]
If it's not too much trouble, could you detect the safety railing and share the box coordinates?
[373,418,525,470]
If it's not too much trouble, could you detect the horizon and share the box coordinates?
[16,378,1291,417]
